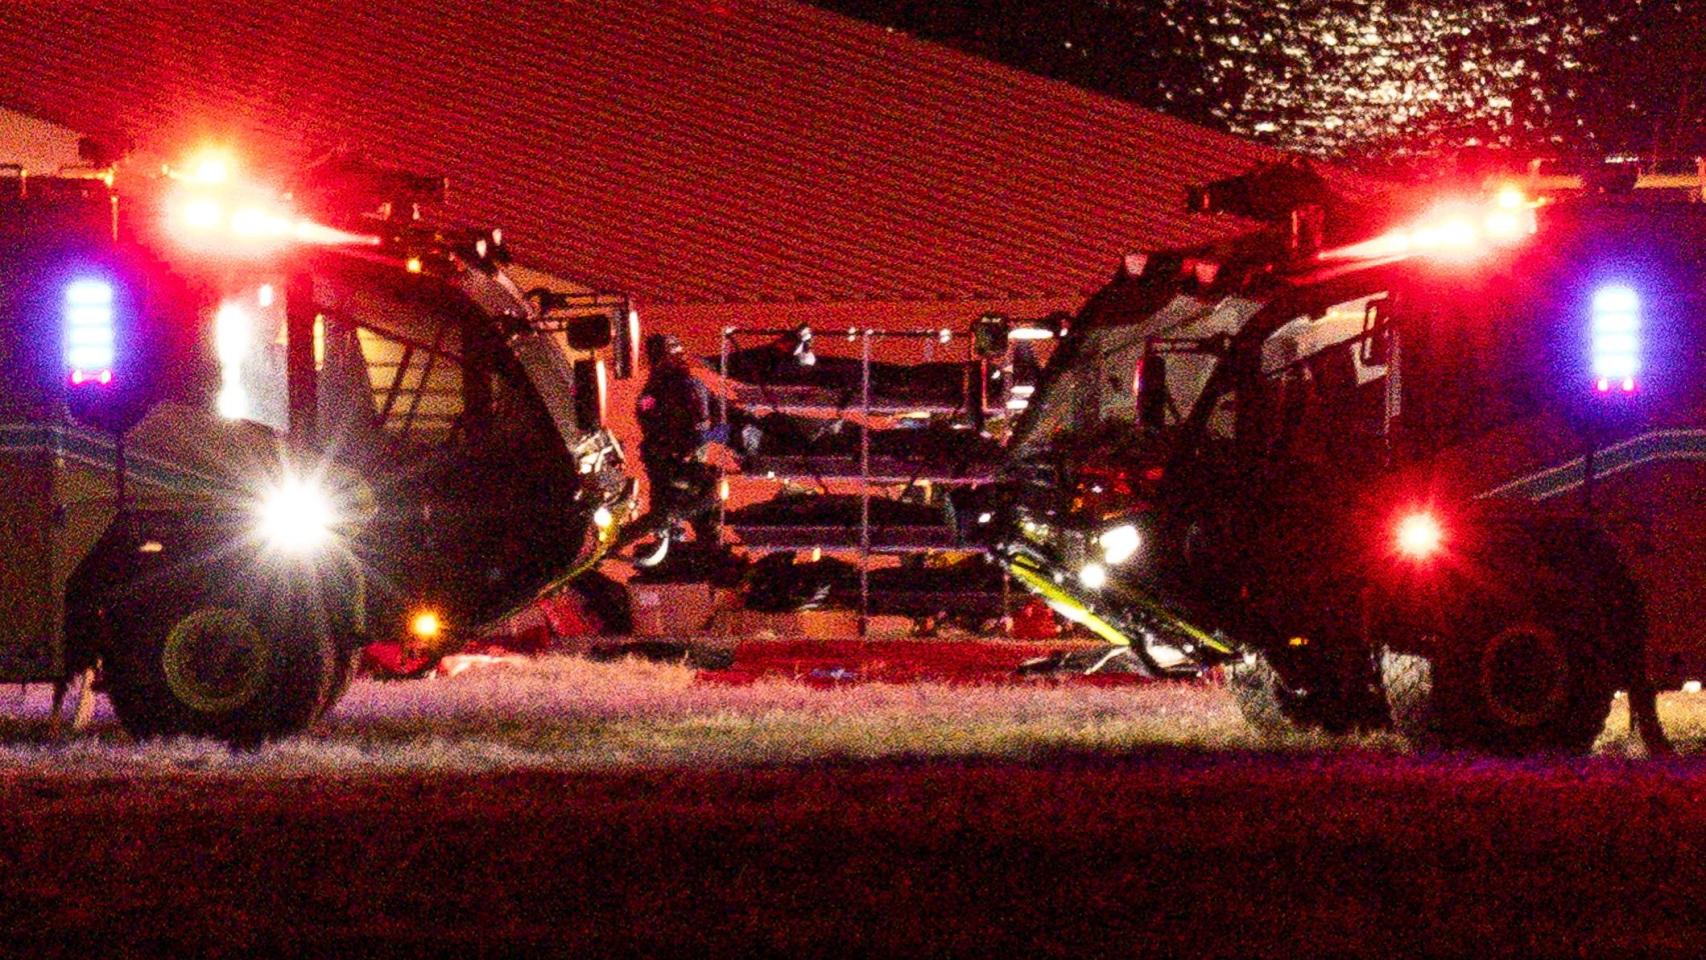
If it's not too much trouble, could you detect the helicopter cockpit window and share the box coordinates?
[1257,298,1391,464]
[353,323,466,448]
[197,283,290,431]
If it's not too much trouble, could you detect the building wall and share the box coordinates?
[0,108,85,173]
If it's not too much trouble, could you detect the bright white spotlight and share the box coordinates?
[255,477,337,553]
[1099,523,1142,565]
[176,195,226,232]
[1078,562,1108,590]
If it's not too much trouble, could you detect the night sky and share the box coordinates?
[813,0,1704,167]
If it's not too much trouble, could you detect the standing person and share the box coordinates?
[632,333,720,563]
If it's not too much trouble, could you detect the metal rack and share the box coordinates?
[717,325,1009,634]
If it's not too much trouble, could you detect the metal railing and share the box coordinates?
[717,325,1008,635]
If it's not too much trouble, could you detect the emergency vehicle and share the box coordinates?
[0,144,636,743]
[983,159,1706,753]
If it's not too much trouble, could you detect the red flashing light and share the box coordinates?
[1395,511,1444,560]
[163,145,381,255]
[182,146,235,185]
[1494,184,1528,209]
[1322,192,1537,263]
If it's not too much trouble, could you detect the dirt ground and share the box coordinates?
[6,651,1706,957]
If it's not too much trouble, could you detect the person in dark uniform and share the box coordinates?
[633,333,720,561]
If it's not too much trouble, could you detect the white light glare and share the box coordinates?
[1099,523,1142,565]
[216,385,249,420]
[64,279,114,306]
[214,302,250,365]
[177,195,225,232]
[1395,511,1444,559]
[1078,562,1108,590]
[255,477,337,553]
[185,147,235,184]
[1593,285,1640,314]
[214,302,252,420]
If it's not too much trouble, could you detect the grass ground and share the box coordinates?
[3,645,1704,774]
[7,650,1706,955]
[0,652,1255,774]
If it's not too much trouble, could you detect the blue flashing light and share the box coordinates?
[62,278,116,386]
[1590,284,1640,394]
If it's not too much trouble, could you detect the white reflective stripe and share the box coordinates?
[0,424,230,494]
[1480,429,1706,502]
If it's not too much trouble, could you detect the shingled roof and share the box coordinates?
[0,0,1308,305]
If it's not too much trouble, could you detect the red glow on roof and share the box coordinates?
[0,0,1372,305]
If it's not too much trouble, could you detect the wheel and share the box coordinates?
[1377,520,1629,755]
[1226,650,1298,738]
[1383,623,1614,755]
[104,579,339,746]
[315,638,358,720]
[1225,644,1387,737]
[1398,614,1620,756]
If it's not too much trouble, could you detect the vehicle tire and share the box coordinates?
[315,638,359,720]
[104,580,339,746]
[1378,521,1627,755]
[1379,648,1436,737]
[1383,624,1614,755]
[1226,650,1301,738]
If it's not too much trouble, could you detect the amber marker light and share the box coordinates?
[409,610,445,641]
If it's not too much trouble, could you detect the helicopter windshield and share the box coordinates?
[1005,268,1266,465]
